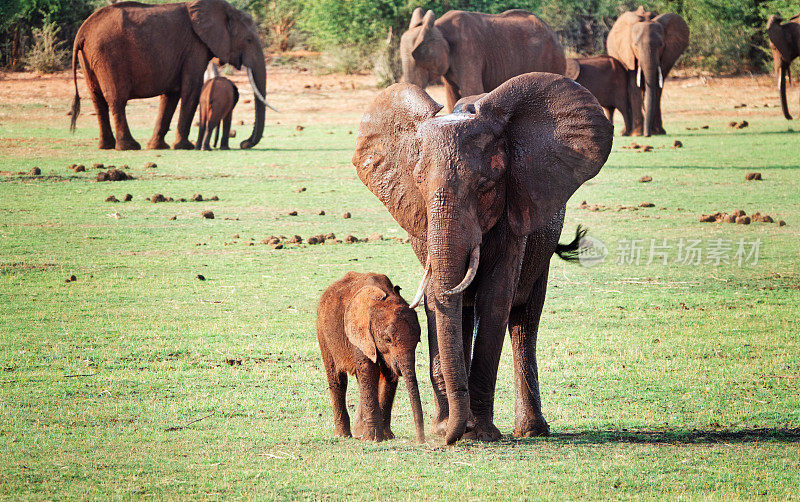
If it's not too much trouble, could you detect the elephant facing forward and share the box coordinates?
[69,0,276,150]
[767,13,800,120]
[606,6,689,136]
[353,73,613,444]
[400,8,566,111]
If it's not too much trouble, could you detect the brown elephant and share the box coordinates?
[566,56,632,135]
[317,272,425,443]
[69,0,276,150]
[767,13,800,120]
[400,8,566,111]
[353,73,613,444]
[606,6,689,136]
[195,76,239,150]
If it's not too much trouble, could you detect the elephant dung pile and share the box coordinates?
[698,209,784,226]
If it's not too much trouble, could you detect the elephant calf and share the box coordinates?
[566,56,633,135]
[195,76,239,150]
[317,272,425,442]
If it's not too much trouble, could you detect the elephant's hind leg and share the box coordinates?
[509,271,550,438]
[148,92,180,150]
[82,63,114,149]
[109,100,140,151]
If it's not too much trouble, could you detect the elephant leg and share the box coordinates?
[109,100,140,151]
[173,80,201,150]
[320,343,350,437]
[378,372,398,440]
[219,113,232,150]
[355,362,385,441]
[424,297,449,436]
[201,121,216,151]
[509,270,550,438]
[194,123,205,150]
[86,83,114,149]
[148,93,179,150]
[620,99,633,137]
[626,71,644,136]
[604,107,614,124]
[653,97,666,135]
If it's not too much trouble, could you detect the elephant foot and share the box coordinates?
[359,426,386,442]
[513,414,550,438]
[147,138,170,150]
[430,418,448,437]
[98,138,115,150]
[172,138,195,150]
[462,418,502,442]
[383,427,395,440]
[334,426,352,438]
[652,127,667,135]
[620,129,631,137]
[115,138,141,150]
[220,145,230,150]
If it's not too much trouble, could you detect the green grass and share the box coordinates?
[1,86,799,500]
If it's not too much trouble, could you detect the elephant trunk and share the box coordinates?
[241,55,267,149]
[428,207,474,445]
[642,61,661,137]
[779,64,792,120]
[401,359,425,443]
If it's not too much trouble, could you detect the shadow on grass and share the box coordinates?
[511,428,800,445]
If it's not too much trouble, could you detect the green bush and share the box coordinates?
[25,19,69,73]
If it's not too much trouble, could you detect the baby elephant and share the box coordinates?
[566,55,634,135]
[195,76,239,150]
[317,272,425,442]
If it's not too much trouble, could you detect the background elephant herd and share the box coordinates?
[66,0,799,446]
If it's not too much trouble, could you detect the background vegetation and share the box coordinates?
[2,0,800,75]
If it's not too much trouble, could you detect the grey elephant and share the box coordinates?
[353,73,613,444]
[400,7,566,111]
[69,0,277,150]
[767,13,800,120]
[606,6,689,136]
[566,56,633,135]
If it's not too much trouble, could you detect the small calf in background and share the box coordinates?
[196,63,239,150]
[566,55,634,135]
[317,272,425,443]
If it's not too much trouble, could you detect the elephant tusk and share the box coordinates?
[443,246,480,296]
[247,67,279,113]
[658,66,664,88]
[408,257,430,309]
[637,66,643,88]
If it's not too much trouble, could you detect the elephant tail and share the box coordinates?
[554,225,588,262]
[69,40,82,133]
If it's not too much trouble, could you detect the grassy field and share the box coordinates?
[1,69,799,500]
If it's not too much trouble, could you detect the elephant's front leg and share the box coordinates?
[173,73,203,150]
[378,372,398,440]
[464,236,526,442]
[509,270,550,437]
[355,362,385,441]
[148,92,179,150]
[625,70,644,136]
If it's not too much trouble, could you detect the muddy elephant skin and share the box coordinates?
[566,56,633,135]
[353,73,613,444]
[400,8,566,111]
[195,77,239,150]
[69,0,272,150]
[317,272,425,443]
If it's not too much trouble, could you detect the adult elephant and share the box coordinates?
[767,13,800,120]
[606,6,689,136]
[400,8,566,111]
[353,73,613,444]
[69,0,276,150]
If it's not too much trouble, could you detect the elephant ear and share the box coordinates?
[655,13,689,75]
[344,286,386,364]
[353,83,442,240]
[409,7,425,29]
[475,73,613,236]
[187,0,232,64]
[412,10,449,76]
[767,15,797,65]
[606,13,639,70]
[565,58,581,80]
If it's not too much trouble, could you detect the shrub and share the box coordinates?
[25,20,69,73]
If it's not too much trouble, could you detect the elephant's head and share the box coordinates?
[767,14,800,120]
[400,8,450,89]
[188,0,277,149]
[353,73,613,443]
[344,285,425,443]
[611,9,689,136]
